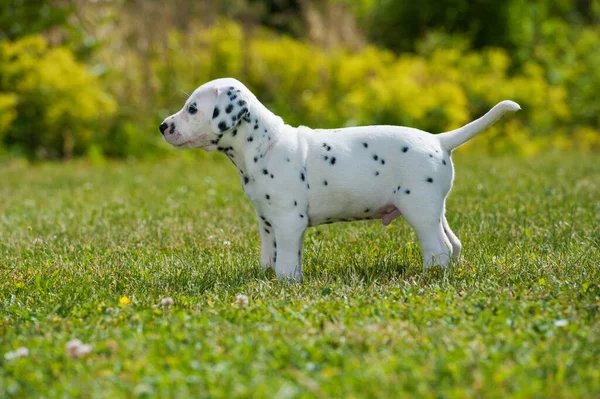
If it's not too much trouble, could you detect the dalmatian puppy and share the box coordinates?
[159,78,520,281]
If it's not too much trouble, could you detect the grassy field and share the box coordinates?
[1,152,599,398]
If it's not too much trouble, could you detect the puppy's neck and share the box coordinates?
[217,100,286,173]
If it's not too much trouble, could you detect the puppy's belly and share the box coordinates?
[307,186,400,226]
[308,203,401,226]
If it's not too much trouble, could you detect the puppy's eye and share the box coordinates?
[188,102,198,114]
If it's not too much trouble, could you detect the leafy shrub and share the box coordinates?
[0,35,116,158]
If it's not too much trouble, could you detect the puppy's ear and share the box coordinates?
[210,86,249,134]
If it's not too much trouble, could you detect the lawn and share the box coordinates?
[1,152,599,398]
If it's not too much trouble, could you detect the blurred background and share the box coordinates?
[0,0,599,161]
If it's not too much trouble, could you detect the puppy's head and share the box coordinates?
[159,78,249,150]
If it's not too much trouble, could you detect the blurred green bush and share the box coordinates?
[1,15,599,159]
[0,35,116,159]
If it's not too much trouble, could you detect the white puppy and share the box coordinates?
[160,78,520,281]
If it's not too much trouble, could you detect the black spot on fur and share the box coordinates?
[247,136,253,142]
[294,200,297,206]
[285,157,291,162]
[324,155,329,161]
[381,159,385,165]
[244,176,249,184]
[260,216,266,221]
[238,100,246,106]
[254,124,259,130]
[169,124,175,134]
[429,154,433,158]
[213,107,220,119]
[300,172,305,181]
[232,129,237,136]
[405,189,410,194]
[364,209,370,213]
[265,194,270,200]
[373,155,378,161]
[225,104,234,114]
[362,142,368,148]
[265,221,272,227]
[230,95,237,101]
[402,146,409,153]
[426,177,434,183]
[375,171,379,176]
[326,145,331,151]
[330,157,336,165]
[264,228,270,234]
[237,108,247,120]
[299,214,304,218]
[442,159,447,165]
[263,169,268,175]
[323,180,328,186]
[218,121,228,132]
[253,156,258,163]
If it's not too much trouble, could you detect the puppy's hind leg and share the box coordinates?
[396,197,453,269]
[442,210,462,260]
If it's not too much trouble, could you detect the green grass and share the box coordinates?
[1,152,599,398]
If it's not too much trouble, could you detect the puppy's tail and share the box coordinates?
[437,100,521,151]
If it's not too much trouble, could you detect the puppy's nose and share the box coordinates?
[159,122,168,134]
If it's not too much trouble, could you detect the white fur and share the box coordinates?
[161,78,520,281]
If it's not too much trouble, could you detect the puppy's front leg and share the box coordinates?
[272,216,307,282]
[256,215,276,271]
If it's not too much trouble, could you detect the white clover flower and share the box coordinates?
[235,294,249,307]
[554,319,568,327]
[161,297,174,306]
[4,346,29,360]
[66,339,93,359]
[15,347,29,357]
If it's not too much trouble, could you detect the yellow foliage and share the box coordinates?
[572,127,600,151]
[0,35,116,157]
[0,93,18,136]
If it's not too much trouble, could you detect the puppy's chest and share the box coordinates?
[241,157,308,207]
